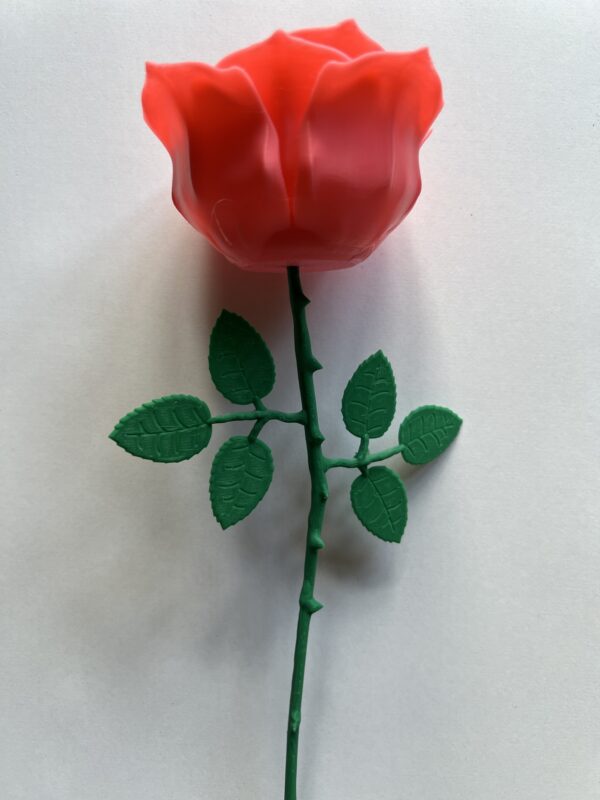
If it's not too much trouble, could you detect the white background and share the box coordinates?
[2,2,599,798]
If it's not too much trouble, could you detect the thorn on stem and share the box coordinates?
[309,530,325,550]
[300,581,324,614]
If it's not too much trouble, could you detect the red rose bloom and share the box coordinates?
[142,19,442,271]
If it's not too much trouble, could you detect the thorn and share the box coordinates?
[300,596,324,615]
[300,581,324,614]
[309,530,325,550]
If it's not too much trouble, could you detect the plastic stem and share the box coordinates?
[209,409,304,425]
[324,443,406,471]
[284,266,327,800]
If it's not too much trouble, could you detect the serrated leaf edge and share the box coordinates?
[109,394,211,464]
[399,404,462,464]
[341,350,396,439]
[350,466,407,544]
[209,310,276,404]
[209,435,274,530]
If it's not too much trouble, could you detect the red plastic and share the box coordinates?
[142,20,443,271]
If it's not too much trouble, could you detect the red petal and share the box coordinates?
[293,49,443,265]
[291,19,382,58]
[218,31,347,197]
[142,62,289,267]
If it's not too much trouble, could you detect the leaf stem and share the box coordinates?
[284,266,328,800]
[209,409,304,426]
[324,443,406,471]
[355,435,370,475]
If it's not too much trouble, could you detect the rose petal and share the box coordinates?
[293,49,443,266]
[218,31,347,197]
[291,19,382,58]
[142,62,289,267]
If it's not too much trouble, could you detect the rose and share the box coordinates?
[142,19,442,271]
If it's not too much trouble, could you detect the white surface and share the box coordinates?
[2,2,599,798]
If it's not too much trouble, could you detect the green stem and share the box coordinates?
[355,435,370,475]
[324,443,406,471]
[285,266,327,800]
[209,409,304,425]
[356,436,370,460]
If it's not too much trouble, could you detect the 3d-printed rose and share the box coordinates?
[143,20,442,271]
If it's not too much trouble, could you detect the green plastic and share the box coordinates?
[209,310,275,404]
[108,266,463,800]
[109,395,211,462]
[209,435,274,529]
[284,266,328,800]
[209,409,304,427]
[324,443,405,471]
[350,466,408,543]
[342,350,396,439]
[399,405,462,465]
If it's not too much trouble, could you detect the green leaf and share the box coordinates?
[350,466,407,543]
[342,350,396,439]
[399,405,462,465]
[210,436,274,529]
[209,310,275,404]
[109,395,211,463]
